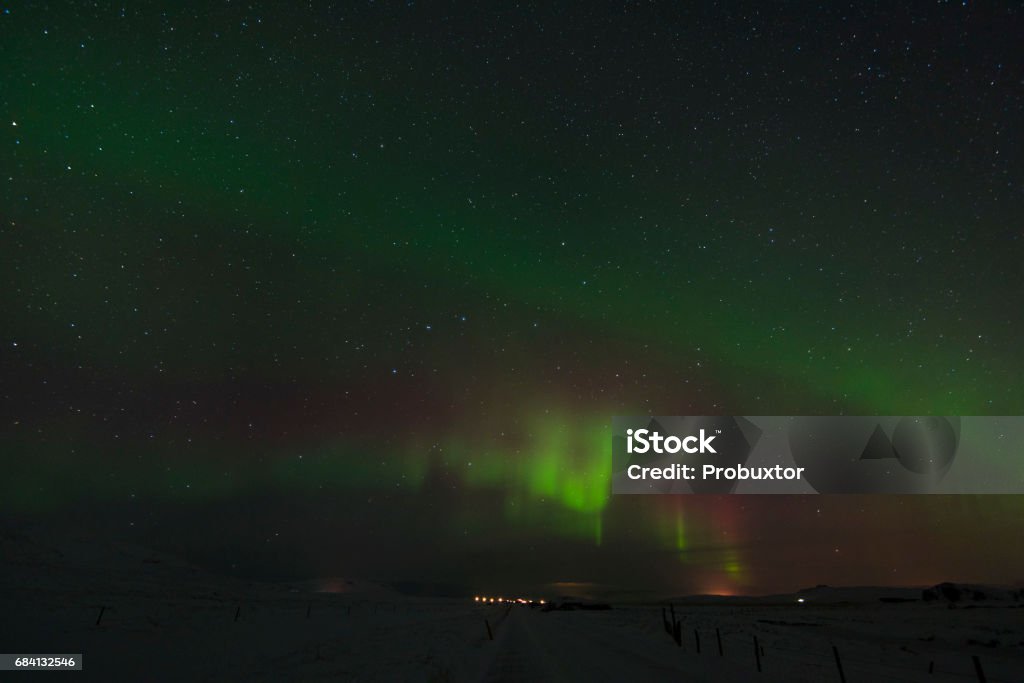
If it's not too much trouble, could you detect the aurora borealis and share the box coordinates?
[2,2,1023,596]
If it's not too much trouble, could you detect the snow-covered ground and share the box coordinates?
[2,528,1022,681]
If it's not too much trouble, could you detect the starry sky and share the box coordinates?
[2,2,1023,596]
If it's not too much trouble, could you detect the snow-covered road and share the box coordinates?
[476,608,747,682]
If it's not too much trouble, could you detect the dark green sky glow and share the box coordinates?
[2,2,1022,595]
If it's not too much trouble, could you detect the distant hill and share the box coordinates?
[921,582,1022,603]
[665,583,1023,606]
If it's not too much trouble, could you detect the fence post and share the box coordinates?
[972,655,987,683]
[928,660,934,674]
[234,606,241,622]
[485,618,494,641]
[832,645,846,683]
[673,619,682,647]
[753,634,761,673]
[95,606,106,626]
[716,627,723,656]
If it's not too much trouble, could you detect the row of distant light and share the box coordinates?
[476,596,806,604]
[473,596,545,605]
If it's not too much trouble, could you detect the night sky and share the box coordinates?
[2,2,1023,597]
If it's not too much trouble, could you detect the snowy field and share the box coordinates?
[2,530,1022,681]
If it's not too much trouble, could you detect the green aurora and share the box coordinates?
[2,2,1023,594]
